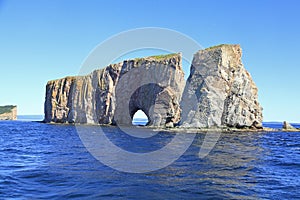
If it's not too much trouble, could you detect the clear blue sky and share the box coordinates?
[0,0,299,122]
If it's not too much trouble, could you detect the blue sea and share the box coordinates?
[0,117,299,199]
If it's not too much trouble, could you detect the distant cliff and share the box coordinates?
[0,105,17,120]
[44,44,263,129]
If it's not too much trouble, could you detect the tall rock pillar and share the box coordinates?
[180,44,263,128]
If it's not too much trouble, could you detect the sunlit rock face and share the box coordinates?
[44,44,263,129]
[44,54,185,127]
[0,105,17,120]
[180,44,263,129]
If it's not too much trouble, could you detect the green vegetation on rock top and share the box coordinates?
[148,53,178,60]
[205,44,232,51]
[0,105,16,115]
[134,53,178,62]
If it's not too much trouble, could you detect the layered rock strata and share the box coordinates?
[44,54,185,127]
[44,44,263,129]
[180,44,263,128]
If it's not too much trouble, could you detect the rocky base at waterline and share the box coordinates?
[0,105,17,120]
[282,121,300,132]
[44,44,263,129]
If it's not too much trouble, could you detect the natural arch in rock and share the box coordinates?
[114,83,181,127]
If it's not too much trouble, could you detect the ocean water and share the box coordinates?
[0,119,299,199]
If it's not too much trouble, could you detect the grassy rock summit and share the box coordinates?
[0,105,17,120]
[44,44,263,129]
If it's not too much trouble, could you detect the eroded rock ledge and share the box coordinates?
[44,44,263,129]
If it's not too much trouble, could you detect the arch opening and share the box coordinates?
[132,109,149,126]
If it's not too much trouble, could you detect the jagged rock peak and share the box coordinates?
[180,44,263,129]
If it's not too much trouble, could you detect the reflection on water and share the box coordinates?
[0,121,299,199]
[195,133,263,199]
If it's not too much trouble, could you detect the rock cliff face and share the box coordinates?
[44,44,263,129]
[180,44,263,128]
[44,54,185,127]
[0,105,17,120]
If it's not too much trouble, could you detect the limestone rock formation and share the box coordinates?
[44,53,185,127]
[282,121,298,131]
[44,44,263,129]
[0,105,17,120]
[180,44,263,129]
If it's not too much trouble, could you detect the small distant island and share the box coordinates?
[0,105,17,120]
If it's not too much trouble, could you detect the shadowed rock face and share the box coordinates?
[44,54,185,127]
[180,44,263,128]
[116,83,181,127]
[44,44,263,129]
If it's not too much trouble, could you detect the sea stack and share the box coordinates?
[180,44,263,129]
[0,105,17,120]
[44,44,263,129]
